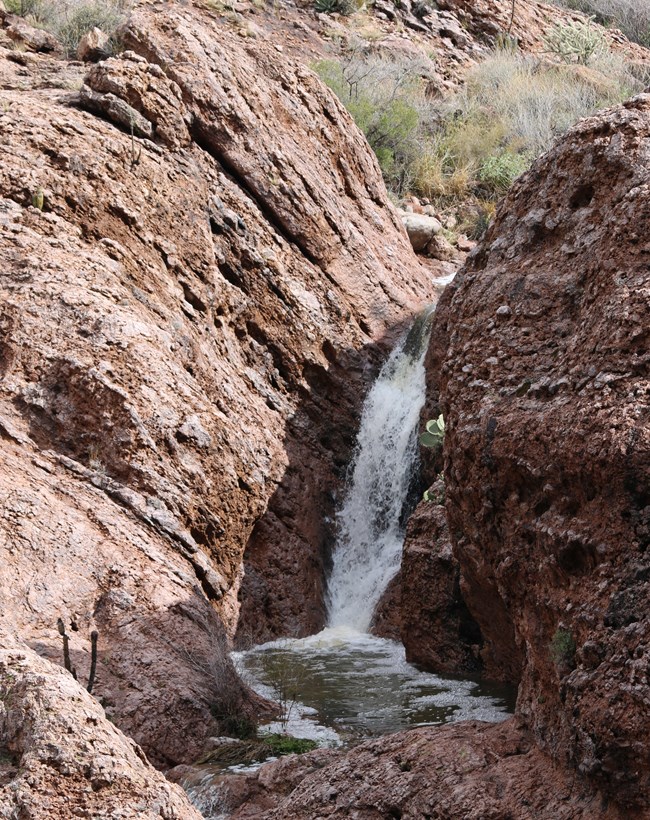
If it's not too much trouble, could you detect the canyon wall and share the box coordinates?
[0,0,435,785]
[437,91,650,809]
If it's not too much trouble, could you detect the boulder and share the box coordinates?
[232,720,611,819]
[436,93,650,809]
[5,17,59,52]
[76,26,111,62]
[0,645,201,819]
[398,210,442,251]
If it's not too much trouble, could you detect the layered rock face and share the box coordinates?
[0,0,434,780]
[436,94,650,809]
[439,0,650,58]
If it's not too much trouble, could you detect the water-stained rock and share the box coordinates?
[400,490,483,675]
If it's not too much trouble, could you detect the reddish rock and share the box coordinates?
[232,720,624,819]
[438,0,650,60]
[426,232,462,262]
[0,0,434,768]
[76,26,110,62]
[255,91,650,820]
[435,95,650,809]
[0,645,201,819]
[400,491,482,675]
[4,15,60,53]
[370,571,402,640]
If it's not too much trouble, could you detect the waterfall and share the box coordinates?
[326,309,434,632]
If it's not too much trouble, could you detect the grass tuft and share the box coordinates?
[5,0,129,56]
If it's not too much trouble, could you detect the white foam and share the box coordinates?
[326,314,434,632]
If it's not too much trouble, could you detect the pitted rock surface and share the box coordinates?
[436,94,650,809]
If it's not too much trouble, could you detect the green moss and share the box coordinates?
[550,628,576,664]
[260,734,318,756]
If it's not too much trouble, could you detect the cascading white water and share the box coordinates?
[185,308,513,819]
[326,309,434,632]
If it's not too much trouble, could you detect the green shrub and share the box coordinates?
[314,0,359,14]
[478,151,529,194]
[57,1,126,55]
[260,734,318,756]
[315,42,639,229]
[5,0,42,13]
[550,628,576,664]
[314,56,428,194]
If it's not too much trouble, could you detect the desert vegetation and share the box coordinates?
[552,0,650,47]
[4,0,128,55]
[315,29,641,235]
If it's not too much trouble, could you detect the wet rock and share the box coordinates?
[370,571,401,640]
[400,493,482,675]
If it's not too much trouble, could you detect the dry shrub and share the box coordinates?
[552,0,650,47]
[5,0,129,55]
[318,34,639,235]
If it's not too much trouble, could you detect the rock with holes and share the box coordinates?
[433,95,650,810]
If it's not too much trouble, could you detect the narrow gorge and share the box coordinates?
[0,0,648,818]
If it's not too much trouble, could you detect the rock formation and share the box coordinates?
[230,90,650,819]
[0,645,202,819]
[2,0,650,814]
[225,719,623,818]
[0,0,435,793]
[436,91,650,810]
[400,484,483,675]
